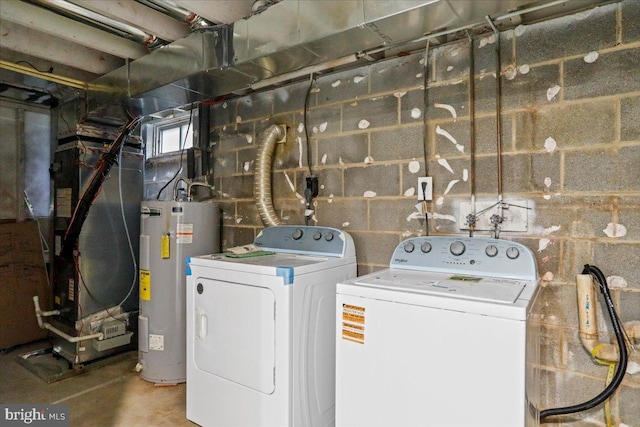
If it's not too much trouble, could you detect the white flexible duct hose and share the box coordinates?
[255,124,286,226]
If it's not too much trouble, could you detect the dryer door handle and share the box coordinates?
[196,311,208,340]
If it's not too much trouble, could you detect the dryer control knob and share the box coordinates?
[450,241,466,256]
[325,232,334,242]
[421,242,432,253]
[313,232,322,240]
[403,242,415,253]
[485,244,498,257]
[292,228,304,240]
[506,246,520,259]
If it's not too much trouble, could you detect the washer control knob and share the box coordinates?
[313,232,322,240]
[324,232,334,242]
[403,242,415,253]
[449,241,466,256]
[485,244,498,257]
[421,242,432,253]
[292,228,304,240]
[506,246,520,259]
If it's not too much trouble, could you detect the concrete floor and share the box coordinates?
[0,340,195,427]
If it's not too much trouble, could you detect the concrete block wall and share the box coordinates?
[205,1,639,425]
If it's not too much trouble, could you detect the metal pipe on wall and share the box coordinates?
[486,16,503,203]
[486,15,505,238]
[467,32,477,237]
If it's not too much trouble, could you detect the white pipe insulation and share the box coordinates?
[254,124,287,227]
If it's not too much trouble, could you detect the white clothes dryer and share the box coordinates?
[187,226,356,427]
[335,236,540,427]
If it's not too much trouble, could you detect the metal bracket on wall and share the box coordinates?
[459,199,530,232]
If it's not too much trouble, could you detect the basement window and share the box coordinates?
[147,114,194,158]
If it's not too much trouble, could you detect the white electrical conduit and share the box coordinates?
[33,296,104,342]
[577,275,639,363]
[254,124,287,226]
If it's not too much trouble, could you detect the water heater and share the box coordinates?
[138,200,221,384]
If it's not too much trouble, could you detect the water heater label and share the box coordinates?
[140,269,151,300]
[149,334,164,351]
[177,223,194,244]
[342,304,365,344]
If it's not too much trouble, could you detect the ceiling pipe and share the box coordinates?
[0,60,89,90]
[137,0,212,29]
[32,0,162,47]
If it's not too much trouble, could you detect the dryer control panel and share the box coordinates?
[391,236,536,281]
[254,225,355,258]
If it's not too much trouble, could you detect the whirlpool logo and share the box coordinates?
[1,405,68,426]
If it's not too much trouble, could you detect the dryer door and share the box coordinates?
[194,278,276,394]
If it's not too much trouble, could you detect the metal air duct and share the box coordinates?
[86,0,609,120]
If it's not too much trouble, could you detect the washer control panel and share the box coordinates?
[391,236,536,280]
[254,225,354,258]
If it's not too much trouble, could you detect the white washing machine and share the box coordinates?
[336,236,540,427]
[186,225,357,427]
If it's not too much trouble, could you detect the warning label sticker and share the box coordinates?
[177,223,193,244]
[342,304,365,344]
[140,269,151,301]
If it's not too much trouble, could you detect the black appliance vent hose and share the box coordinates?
[540,264,628,419]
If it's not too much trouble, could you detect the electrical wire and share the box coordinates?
[540,264,629,419]
[70,146,137,326]
[16,60,53,74]
[61,117,140,260]
[303,73,318,226]
[115,146,137,309]
[155,105,194,200]
[303,73,315,177]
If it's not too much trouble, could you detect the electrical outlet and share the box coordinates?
[417,177,433,201]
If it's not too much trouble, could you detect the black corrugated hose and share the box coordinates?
[540,264,629,419]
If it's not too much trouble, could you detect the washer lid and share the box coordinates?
[353,269,526,304]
